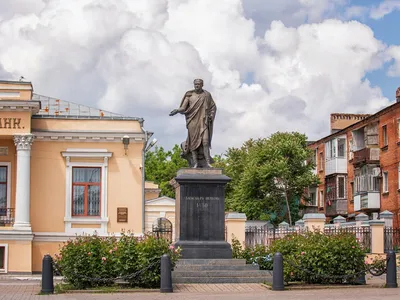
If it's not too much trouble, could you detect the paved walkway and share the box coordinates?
[0,284,400,299]
[0,274,396,299]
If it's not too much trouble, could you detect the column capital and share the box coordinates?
[13,134,34,151]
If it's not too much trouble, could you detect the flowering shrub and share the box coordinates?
[232,231,376,284]
[53,231,181,289]
[268,231,366,284]
[231,236,272,270]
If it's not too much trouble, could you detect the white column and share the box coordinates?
[13,134,34,230]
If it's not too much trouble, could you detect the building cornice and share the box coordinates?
[33,232,143,242]
[32,130,146,143]
[0,231,34,241]
[0,100,40,114]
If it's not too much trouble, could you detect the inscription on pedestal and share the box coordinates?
[180,183,225,241]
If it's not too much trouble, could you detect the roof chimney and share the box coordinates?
[396,87,400,103]
[330,113,370,133]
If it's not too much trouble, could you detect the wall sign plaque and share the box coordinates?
[0,147,8,156]
[117,207,128,222]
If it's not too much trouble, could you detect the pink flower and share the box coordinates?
[113,247,118,251]
[102,257,106,261]
[169,245,174,250]
[352,246,355,248]
[109,249,113,254]
[301,252,305,255]
[88,252,91,255]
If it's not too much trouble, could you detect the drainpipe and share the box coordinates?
[141,122,149,235]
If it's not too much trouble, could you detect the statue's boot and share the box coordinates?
[203,144,212,168]
[191,150,199,168]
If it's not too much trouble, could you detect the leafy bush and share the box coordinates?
[53,231,181,289]
[268,230,366,284]
[232,231,369,284]
[231,235,272,270]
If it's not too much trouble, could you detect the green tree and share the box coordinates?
[225,132,320,225]
[145,144,188,198]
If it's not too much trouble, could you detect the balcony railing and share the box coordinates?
[354,192,380,211]
[325,157,347,176]
[299,205,319,217]
[326,199,348,217]
[0,208,15,227]
[352,148,380,165]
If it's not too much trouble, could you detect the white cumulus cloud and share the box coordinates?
[0,0,398,155]
[370,0,400,19]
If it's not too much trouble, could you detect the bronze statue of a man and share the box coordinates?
[170,79,217,168]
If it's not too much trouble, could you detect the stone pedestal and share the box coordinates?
[171,168,232,259]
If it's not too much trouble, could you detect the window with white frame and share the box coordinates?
[383,171,389,193]
[308,188,317,206]
[354,166,379,194]
[383,125,388,146]
[0,163,10,218]
[337,138,346,157]
[61,149,112,234]
[337,176,346,199]
[398,119,400,139]
[398,165,400,190]
[72,167,101,216]
[319,152,324,170]
[319,190,324,207]
[0,244,8,273]
[326,140,336,159]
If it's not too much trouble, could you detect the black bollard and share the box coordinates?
[160,254,173,293]
[272,252,284,291]
[41,255,54,294]
[355,271,366,285]
[386,250,398,288]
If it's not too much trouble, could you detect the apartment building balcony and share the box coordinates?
[0,208,15,227]
[325,157,347,176]
[300,205,319,217]
[352,148,380,166]
[354,192,380,212]
[326,199,348,217]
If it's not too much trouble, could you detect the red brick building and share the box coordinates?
[304,89,400,227]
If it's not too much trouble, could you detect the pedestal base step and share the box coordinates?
[176,259,246,266]
[172,276,272,284]
[172,259,272,284]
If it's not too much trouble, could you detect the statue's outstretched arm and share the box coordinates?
[170,95,189,116]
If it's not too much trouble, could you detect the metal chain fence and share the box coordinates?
[51,258,161,284]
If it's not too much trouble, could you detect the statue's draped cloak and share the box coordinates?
[179,89,217,152]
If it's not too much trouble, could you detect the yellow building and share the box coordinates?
[0,80,159,274]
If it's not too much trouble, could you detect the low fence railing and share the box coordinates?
[245,225,372,250]
[245,226,302,248]
[324,226,371,251]
[384,227,400,253]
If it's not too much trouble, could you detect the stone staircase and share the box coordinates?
[172,259,272,284]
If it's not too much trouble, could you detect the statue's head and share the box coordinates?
[193,79,204,92]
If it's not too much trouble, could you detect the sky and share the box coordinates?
[0,0,400,155]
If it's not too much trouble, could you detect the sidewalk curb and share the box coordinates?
[261,283,386,290]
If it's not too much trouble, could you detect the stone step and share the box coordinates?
[172,276,272,284]
[172,270,272,278]
[175,259,246,266]
[173,264,260,271]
